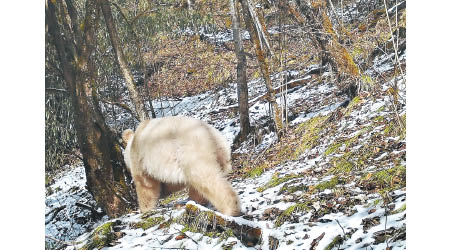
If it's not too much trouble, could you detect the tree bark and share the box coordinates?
[293,0,362,92]
[98,0,149,121]
[230,0,250,142]
[241,0,282,135]
[293,0,337,71]
[46,0,137,218]
[109,1,157,118]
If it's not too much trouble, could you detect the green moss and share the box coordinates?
[362,74,374,85]
[340,131,363,149]
[160,191,184,206]
[351,46,364,58]
[392,204,406,214]
[371,198,382,207]
[243,161,273,178]
[324,142,342,156]
[331,155,355,174]
[80,221,118,250]
[372,165,406,191]
[243,115,333,177]
[257,173,301,192]
[131,216,164,230]
[45,174,53,187]
[376,105,386,112]
[280,182,308,194]
[248,165,265,178]
[329,129,381,174]
[220,228,235,241]
[343,96,362,116]
[363,165,406,195]
[374,116,385,123]
[274,203,311,227]
[315,176,341,192]
[399,114,406,140]
[294,115,330,156]
[382,116,406,140]
[383,122,394,135]
[324,235,343,250]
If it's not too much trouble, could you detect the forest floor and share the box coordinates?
[45,39,406,249]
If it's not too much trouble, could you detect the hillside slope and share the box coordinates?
[46,42,406,249]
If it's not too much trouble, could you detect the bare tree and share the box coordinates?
[98,0,149,121]
[109,2,157,118]
[230,0,250,141]
[46,0,137,217]
[293,0,362,97]
[241,0,282,135]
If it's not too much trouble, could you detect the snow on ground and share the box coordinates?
[45,163,108,247]
[46,41,406,250]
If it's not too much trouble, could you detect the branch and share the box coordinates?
[100,98,135,114]
[383,0,405,79]
[248,75,312,105]
[45,235,77,247]
[247,0,273,56]
[75,202,105,219]
[45,205,66,225]
[213,69,318,114]
[46,88,68,94]
[222,43,255,59]
[335,219,346,240]
[110,2,130,25]
[310,232,325,249]
[174,228,198,245]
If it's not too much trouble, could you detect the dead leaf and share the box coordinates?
[310,232,325,250]
[175,234,186,240]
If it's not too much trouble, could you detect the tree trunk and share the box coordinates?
[46,0,137,218]
[109,1,157,118]
[230,0,250,142]
[241,0,282,135]
[293,0,337,71]
[98,0,149,121]
[293,0,362,96]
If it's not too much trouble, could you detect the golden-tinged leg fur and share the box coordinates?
[133,174,161,213]
[188,186,208,206]
[160,183,185,198]
[185,161,241,216]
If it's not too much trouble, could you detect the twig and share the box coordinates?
[45,205,66,225]
[100,98,139,121]
[383,0,405,79]
[45,235,77,247]
[45,205,65,217]
[335,219,346,240]
[75,202,105,218]
[383,192,392,250]
[175,228,199,245]
[385,210,389,250]
[310,232,325,250]
[101,98,133,113]
[46,88,68,94]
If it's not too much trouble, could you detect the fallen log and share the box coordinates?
[179,203,262,247]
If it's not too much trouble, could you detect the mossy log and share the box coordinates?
[180,203,262,247]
